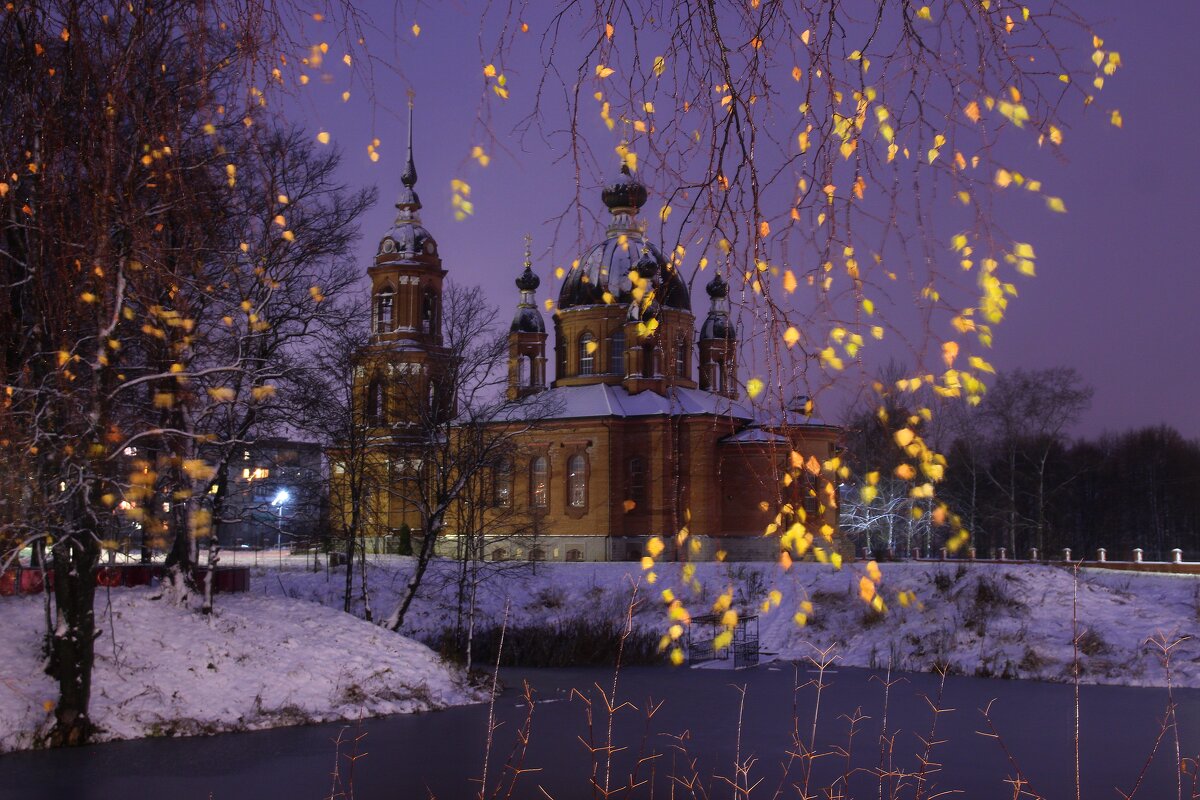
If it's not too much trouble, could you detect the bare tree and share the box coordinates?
[0,1,370,743]
[382,283,560,632]
[975,367,1093,555]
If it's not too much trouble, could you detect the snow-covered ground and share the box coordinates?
[3,558,1195,755]
[0,588,481,754]
[268,557,1200,688]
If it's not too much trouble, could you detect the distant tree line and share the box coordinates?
[942,422,1200,562]
[842,367,1200,562]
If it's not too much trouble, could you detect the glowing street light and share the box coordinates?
[272,489,290,562]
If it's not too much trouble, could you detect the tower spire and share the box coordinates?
[395,91,421,218]
[401,90,417,189]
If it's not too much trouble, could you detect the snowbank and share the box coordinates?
[0,588,480,754]
[269,558,1200,688]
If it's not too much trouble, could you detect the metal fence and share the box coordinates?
[686,613,760,668]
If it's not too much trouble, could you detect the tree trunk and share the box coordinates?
[386,513,441,632]
[47,535,100,747]
[201,537,219,615]
[342,525,356,614]
[358,526,372,622]
[466,558,479,671]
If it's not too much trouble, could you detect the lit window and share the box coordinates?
[579,333,595,376]
[124,446,137,457]
[531,456,548,509]
[208,484,219,495]
[243,450,250,461]
[162,502,170,513]
[567,454,586,508]
[494,460,512,507]
[242,468,250,479]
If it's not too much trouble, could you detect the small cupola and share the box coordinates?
[507,235,549,399]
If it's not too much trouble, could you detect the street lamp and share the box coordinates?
[273,489,290,566]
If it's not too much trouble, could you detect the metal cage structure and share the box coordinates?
[686,613,760,668]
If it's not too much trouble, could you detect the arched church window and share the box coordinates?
[675,336,687,378]
[421,288,437,334]
[609,330,625,375]
[518,355,531,387]
[530,456,548,509]
[627,456,645,507]
[567,454,587,509]
[557,339,567,380]
[579,332,596,376]
[366,378,385,425]
[375,288,394,333]
[493,459,512,507]
[642,343,657,377]
[711,361,724,393]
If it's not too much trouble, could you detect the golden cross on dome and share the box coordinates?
[523,233,532,268]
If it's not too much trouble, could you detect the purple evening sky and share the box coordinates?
[291,1,1200,440]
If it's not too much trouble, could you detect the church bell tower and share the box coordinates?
[355,100,452,432]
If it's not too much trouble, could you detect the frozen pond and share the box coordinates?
[4,663,1198,799]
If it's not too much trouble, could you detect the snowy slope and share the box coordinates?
[0,588,480,754]
[269,558,1200,688]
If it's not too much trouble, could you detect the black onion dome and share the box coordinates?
[601,164,648,212]
[511,306,545,334]
[635,249,659,280]
[378,222,437,257]
[559,163,691,311]
[516,265,540,292]
[700,271,734,340]
[558,236,690,311]
[700,312,734,341]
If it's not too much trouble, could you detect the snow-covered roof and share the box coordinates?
[518,383,757,421]
[719,426,791,445]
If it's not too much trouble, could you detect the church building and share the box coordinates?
[345,111,842,562]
